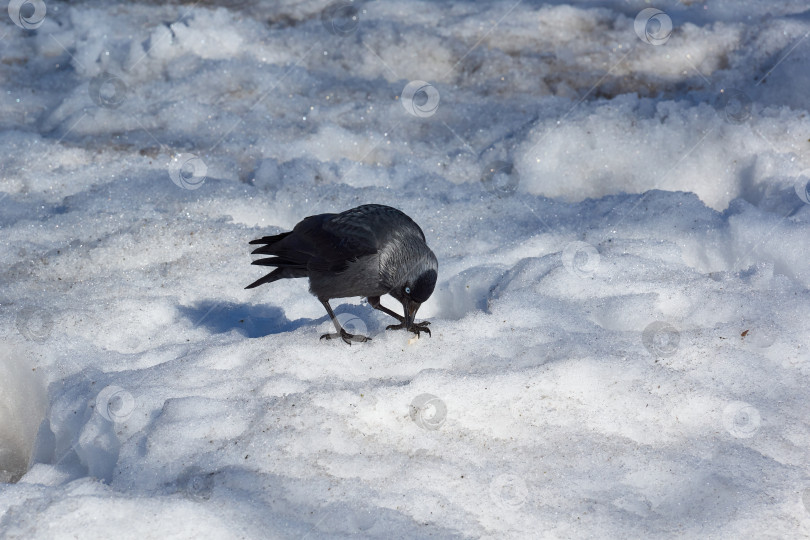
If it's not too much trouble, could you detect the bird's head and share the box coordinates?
[389,253,438,327]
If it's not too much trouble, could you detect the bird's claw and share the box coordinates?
[320,329,371,345]
[385,321,432,338]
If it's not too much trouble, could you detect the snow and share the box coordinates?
[2,0,810,538]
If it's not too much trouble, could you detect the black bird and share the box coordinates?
[246,204,438,344]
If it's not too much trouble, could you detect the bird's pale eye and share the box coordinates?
[405,286,411,294]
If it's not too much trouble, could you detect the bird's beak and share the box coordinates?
[404,299,421,327]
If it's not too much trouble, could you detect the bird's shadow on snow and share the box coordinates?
[178,300,383,338]
[178,301,309,338]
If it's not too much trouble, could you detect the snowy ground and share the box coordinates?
[2,0,810,538]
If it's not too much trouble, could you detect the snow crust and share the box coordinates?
[2,0,810,538]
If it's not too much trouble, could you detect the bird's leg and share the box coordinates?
[368,296,431,338]
[367,296,405,323]
[318,298,371,345]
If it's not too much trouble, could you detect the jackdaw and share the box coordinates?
[246,204,438,344]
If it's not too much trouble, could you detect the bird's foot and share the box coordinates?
[320,328,371,345]
[386,320,431,338]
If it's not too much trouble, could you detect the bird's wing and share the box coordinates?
[326,204,426,242]
[288,213,379,273]
[250,205,420,276]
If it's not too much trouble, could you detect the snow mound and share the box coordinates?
[0,349,47,483]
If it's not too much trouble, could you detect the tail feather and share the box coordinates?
[250,257,302,268]
[245,268,285,289]
[251,244,287,255]
[251,245,272,255]
[245,267,307,289]
[247,231,309,289]
[249,231,291,246]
